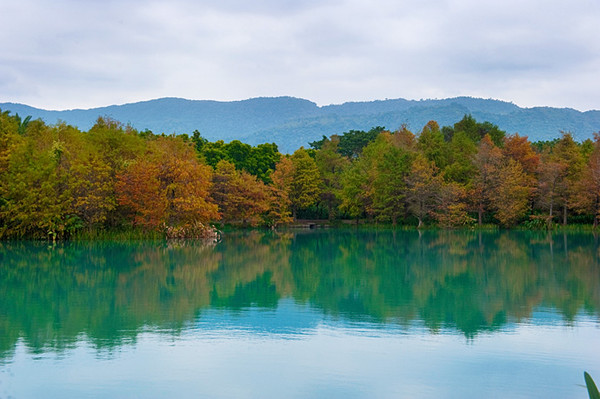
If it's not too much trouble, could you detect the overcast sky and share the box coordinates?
[1,0,599,111]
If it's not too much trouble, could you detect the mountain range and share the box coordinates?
[1,96,599,153]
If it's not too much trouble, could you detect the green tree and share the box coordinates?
[336,126,385,158]
[453,115,505,146]
[339,157,371,222]
[369,133,413,224]
[289,148,321,219]
[418,120,448,169]
[246,143,280,183]
[339,130,414,224]
[315,135,349,220]
[443,131,477,185]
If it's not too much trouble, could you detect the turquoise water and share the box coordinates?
[0,230,599,398]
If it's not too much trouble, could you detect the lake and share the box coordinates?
[0,229,599,398]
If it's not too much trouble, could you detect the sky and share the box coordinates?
[1,0,599,111]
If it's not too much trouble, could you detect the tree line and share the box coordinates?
[1,109,599,239]
[310,116,600,228]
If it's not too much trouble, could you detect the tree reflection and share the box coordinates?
[0,230,599,358]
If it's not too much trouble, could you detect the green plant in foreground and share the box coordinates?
[585,372,600,399]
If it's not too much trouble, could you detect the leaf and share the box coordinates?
[585,372,600,399]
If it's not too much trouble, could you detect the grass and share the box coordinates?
[585,372,600,399]
[69,228,165,241]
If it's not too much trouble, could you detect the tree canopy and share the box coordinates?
[0,108,599,238]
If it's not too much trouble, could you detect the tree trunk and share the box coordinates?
[548,199,554,228]
[594,195,599,228]
[478,207,483,226]
[563,205,567,226]
[417,217,423,229]
[292,207,297,221]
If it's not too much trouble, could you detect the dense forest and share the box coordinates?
[1,108,600,239]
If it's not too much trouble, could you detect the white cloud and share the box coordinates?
[1,0,599,110]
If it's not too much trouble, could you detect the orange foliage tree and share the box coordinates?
[211,160,271,226]
[472,135,503,225]
[490,159,531,226]
[405,154,442,227]
[573,133,600,226]
[116,136,218,231]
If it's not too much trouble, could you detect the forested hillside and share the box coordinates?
[2,108,600,239]
[1,97,599,153]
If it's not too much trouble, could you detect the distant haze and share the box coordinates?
[0,0,599,111]
[2,96,599,153]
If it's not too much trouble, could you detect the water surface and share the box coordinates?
[1,230,599,398]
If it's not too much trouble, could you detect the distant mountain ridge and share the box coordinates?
[2,96,599,153]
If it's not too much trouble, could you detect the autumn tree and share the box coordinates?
[551,132,584,224]
[572,133,600,226]
[0,122,80,238]
[471,135,504,225]
[70,151,115,228]
[405,154,442,227]
[116,136,218,232]
[490,159,530,226]
[287,148,321,220]
[0,109,21,174]
[268,157,294,227]
[86,117,144,172]
[115,160,165,229]
[433,182,473,228]
[503,133,540,176]
[211,160,271,226]
[536,153,567,226]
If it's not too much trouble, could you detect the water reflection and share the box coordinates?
[0,230,599,359]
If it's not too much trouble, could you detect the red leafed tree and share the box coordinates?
[471,135,503,225]
[116,136,218,231]
[503,133,539,176]
[211,160,270,226]
[116,159,165,229]
[573,133,600,226]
